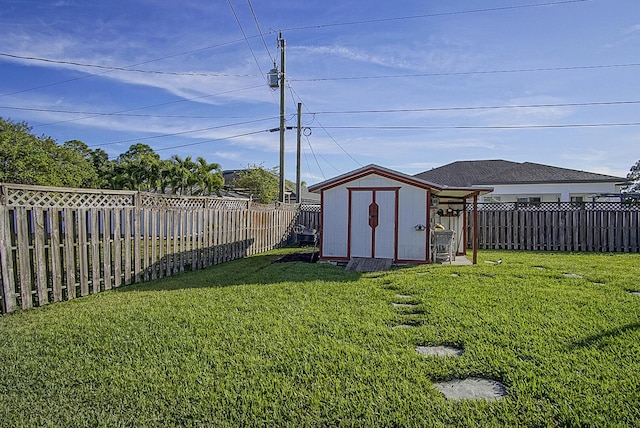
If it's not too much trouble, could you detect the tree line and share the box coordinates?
[0,117,226,196]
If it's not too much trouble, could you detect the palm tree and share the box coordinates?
[169,155,197,195]
[193,157,223,196]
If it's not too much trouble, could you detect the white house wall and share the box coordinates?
[483,182,622,202]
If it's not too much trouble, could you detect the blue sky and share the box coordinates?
[0,0,638,184]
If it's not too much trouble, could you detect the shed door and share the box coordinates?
[349,189,397,259]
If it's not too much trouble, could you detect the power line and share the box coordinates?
[288,85,361,168]
[309,100,640,115]
[247,0,275,64]
[311,122,640,130]
[4,98,638,120]
[0,38,260,99]
[291,63,640,83]
[0,105,267,120]
[279,0,590,32]
[0,52,259,77]
[5,50,637,85]
[33,84,265,128]
[227,0,279,112]
[0,1,592,99]
[87,117,278,148]
[303,135,327,179]
[154,129,270,152]
[227,0,269,85]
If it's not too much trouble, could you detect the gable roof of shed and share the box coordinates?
[414,160,627,187]
[308,164,492,199]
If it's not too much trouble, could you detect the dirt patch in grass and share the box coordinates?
[273,251,319,263]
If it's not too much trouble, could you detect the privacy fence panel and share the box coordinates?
[0,184,300,314]
[468,202,640,253]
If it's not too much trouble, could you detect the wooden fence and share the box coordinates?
[6,194,637,314]
[295,202,640,253]
[0,184,301,314]
[470,202,640,252]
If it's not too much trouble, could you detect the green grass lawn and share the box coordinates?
[1,249,639,427]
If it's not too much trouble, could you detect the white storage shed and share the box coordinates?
[307,165,492,264]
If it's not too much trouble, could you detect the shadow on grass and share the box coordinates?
[116,248,360,292]
[569,322,640,349]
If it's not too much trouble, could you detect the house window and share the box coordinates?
[571,195,586,208]
[483,196,501,203]
[516,196,541,207]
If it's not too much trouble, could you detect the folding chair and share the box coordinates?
[431,230,455,263]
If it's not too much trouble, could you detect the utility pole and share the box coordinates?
[278,33,286,203]
[296,102,302,204]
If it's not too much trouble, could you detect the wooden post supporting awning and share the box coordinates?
[473,192,479,264]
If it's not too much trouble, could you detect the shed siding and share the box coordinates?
[346,175,401,188]
[321,188,348,257]
[397,186,428,261]
[321,173,429,262]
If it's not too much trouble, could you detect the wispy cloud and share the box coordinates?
[624,23,640,34]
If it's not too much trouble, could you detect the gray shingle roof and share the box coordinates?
[414,160,627,187]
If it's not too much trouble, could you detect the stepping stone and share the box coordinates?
[433,377,507,401]
[416,345,463,358]
[564,273,582,278]
[630,291,640,297]
[392,324,414,330]
[450,273,459,277]
[346,257,393,272]
[395,294,412,299]
[392,303,418,308]
[534,266,545,270]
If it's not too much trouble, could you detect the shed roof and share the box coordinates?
[308,164,492,199]
[414,160,627,187]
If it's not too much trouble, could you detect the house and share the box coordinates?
[307,165,492,265]
[414,160,628,204]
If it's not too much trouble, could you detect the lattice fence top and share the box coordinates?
[1,184,136,208]
[140,193,253,210]
[250,202,298,212]
[300,204,320,212]
[0,184,305,212]
[211,198,250,210]
[469,202,640,212]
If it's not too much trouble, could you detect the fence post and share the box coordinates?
[133,192,142,284]
[0,185,16,314]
